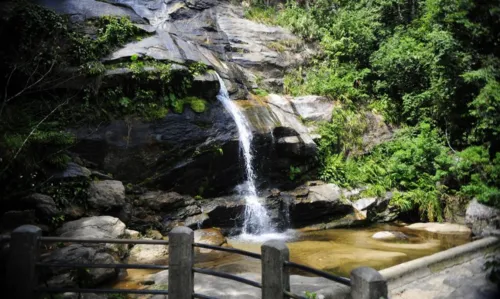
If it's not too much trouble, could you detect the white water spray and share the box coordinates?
[215,74,273,235]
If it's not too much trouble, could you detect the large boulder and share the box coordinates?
[200,196,246,229]
[56,216,126,239]
[87,180,126,212]
[194,228,229,262]
[194,228,226,252]
[128,240,169,265]
[21,193,60,219]
[289,183,354,227]
[366,192,400,223]
[140,191,192,212]
[41,244,119,288]
[465,199,500,236]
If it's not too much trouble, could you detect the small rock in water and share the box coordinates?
[372,231,408,241]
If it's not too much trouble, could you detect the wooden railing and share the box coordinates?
[3,225,388,299]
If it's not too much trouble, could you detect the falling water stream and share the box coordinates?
[215,74,273,235]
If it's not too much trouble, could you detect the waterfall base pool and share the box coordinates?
[200,223,470,277]
[113,223,470,289]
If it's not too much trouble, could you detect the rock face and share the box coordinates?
[87,180,126,212]
[71,103,241,197]
[465,199,500,236]
[34,0,322,196]
[38,0,314,95]
[41,244,119,288]
[57,216,126,239]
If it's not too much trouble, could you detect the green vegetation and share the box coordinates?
[305,291,318,299]
[289,165,302,181]
[252,88,269,97]
[247,0,500,219]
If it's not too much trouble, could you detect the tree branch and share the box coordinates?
[0,98,69,175]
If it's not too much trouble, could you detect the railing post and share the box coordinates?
[261,240,290,299]
[168,226,194,299]
[350,267,388,299]
[7,225,42,299]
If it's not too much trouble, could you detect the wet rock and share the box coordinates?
[406,223,471,234]
[184,213,210,229]
[71,104,240,197]
[201,196,245,228]
[87,180,126,212]
[465,199,500,236]
[194,228,226,250]
[128,240,169,265]
[290,184,354,227]
[372,231,408,241]
[42,244,119,288]
[277,136,303,156]
[57,216,126,239]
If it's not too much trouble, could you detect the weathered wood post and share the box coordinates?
[168,226,194,299]
[261,240,290,299]
[7,225,42,299]
[350,267,388,299]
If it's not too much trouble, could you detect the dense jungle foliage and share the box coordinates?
[246,0,500,220]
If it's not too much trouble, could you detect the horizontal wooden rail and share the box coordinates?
[7,225,389,299]
[285,261,351,286]
[194,267,262,288]
[194,242,262,259]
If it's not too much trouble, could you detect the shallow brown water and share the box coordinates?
[202,223,470,277]
[114,223,470,289]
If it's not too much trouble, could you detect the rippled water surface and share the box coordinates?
[114,223,470,289]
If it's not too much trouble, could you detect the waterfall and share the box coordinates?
[215,73,273,235]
